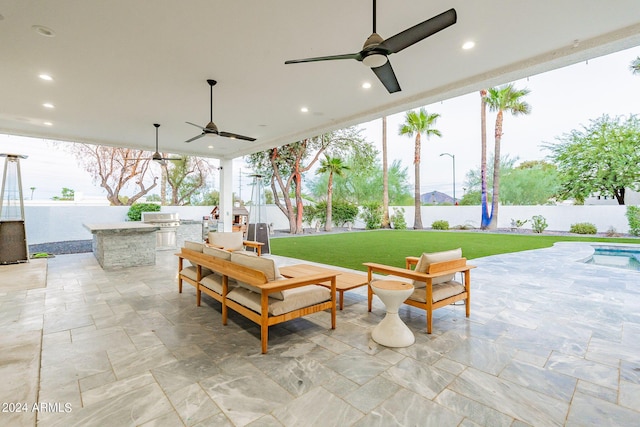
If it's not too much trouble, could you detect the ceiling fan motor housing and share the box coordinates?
[205,121,219,134]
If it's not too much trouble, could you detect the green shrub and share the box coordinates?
[531,215,548,233]
[302,204,321,228]
[361,203,382,229]
[431,220,449,230]
[510,218,528,230]
[605,226,620,237]
[452,223,474,230]
[127,203,161,221]
[306,201,359,228]
[332,202,359,227]
[390,208,407,230]
[626,206,640,236]
[570,222,597,234]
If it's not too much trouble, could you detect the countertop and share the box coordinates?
[83,222,160,233]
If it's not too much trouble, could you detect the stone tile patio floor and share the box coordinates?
[1,242,640,426]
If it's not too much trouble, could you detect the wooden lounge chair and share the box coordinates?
[364,248,475,334]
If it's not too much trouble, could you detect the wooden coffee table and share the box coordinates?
[279,264,368,310]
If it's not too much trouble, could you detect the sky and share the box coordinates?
[2,45,640,202]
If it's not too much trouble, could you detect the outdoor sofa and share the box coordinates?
[177,241,337,353]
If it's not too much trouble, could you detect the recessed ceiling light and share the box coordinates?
[462,41,475,50]
[39,74,53,81]
[43,121,53,126]
[42,103,54,109]
[362,82,372,89]
[300,107,309,113]
[208,145,214,149]
[32,25,56,37]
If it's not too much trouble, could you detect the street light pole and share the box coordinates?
[439,152,456,204]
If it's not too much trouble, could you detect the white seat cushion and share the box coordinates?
[180,265,213,281]
[408,281,465,303]
[200,273,235,295]
[226,285,330,316]
[412,248,462,288]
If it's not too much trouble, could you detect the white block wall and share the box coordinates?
[21,203,635,244]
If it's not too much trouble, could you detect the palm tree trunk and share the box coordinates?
[413,133,423,229]
[480,90,491,229]
[381,116,390,228]
[325,172,333,231]
[488,110,504,230]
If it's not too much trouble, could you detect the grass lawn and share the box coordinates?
[270,230,640,271]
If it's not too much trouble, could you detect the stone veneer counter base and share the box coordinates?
[84,222,159,269]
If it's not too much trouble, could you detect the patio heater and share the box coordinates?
[0,153,30,264]
[246,174,270,254]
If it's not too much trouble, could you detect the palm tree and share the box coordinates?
[399,108,442,229]
[630,57,640,75]
[479,89,491,229]
[381,116,390,228]
[316,155,349,232]
[484,83,531,229]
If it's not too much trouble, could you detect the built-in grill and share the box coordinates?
[141,212,179,250]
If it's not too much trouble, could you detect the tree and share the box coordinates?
[161,156,213,205]
[398,108,442,229]
[309,158,412,206]
[545,114,640,205]
[52,187,74,201]
[29,186,36,200]
[464,154,518,193]
[201,190,220,206]
[464,155,557,205]
[316,155,349,231]
[381,116,391,228]
[630,56,640,75]
[64,143,158,205]
[246,127,370,234]
[499,162,559,205]
[484,84,531,228]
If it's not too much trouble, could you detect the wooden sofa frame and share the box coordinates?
[364,257,475,334]
[177,248,338,353]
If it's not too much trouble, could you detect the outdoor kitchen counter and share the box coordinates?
[84,222,159,269]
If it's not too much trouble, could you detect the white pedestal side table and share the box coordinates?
[370,280,415,347]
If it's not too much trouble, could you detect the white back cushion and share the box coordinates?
[208,232,244,251]
[413,248,462,288]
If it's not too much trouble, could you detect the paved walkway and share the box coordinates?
[1,242,639,426]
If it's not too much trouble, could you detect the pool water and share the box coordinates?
[586,246,640,271]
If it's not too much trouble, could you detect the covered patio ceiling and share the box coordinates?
[2,1,640,160]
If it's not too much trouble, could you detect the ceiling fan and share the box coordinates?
[129,123,182,165]
[185,79,256,143]
[284,1,457,93]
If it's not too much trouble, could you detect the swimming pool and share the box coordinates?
[586,246,640,271]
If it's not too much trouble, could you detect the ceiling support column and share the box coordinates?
[218,159,234,233]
